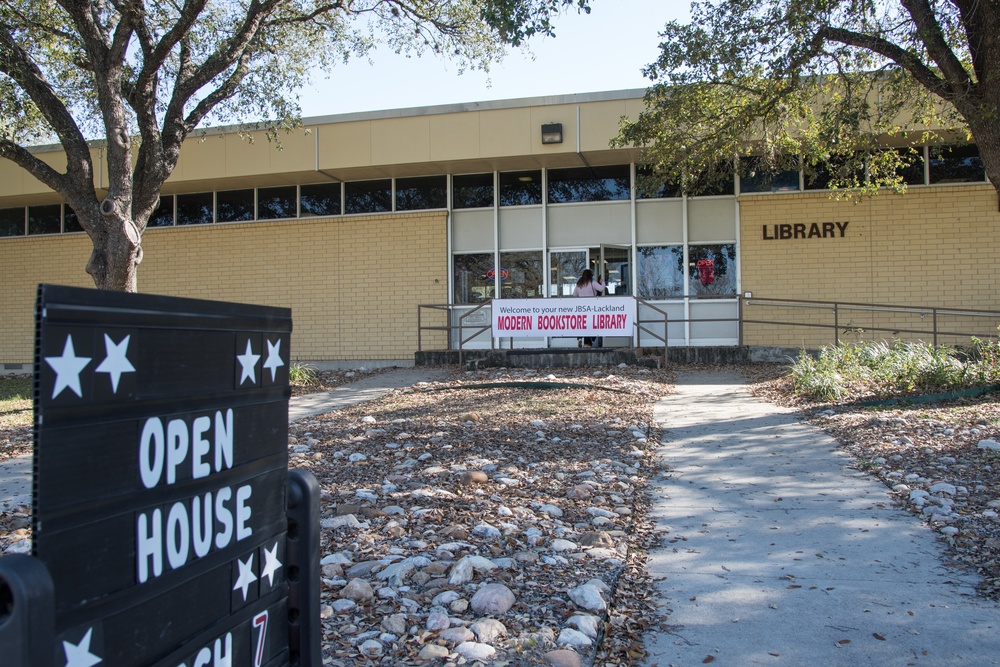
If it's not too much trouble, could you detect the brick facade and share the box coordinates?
[0,212,448,365]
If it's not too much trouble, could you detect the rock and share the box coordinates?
[381,614,408,635]
[551,539,577,552]
[321,514,364,530]
[321,552,352,566]
[432,590,462,607]
[544,649,582,667]
[376,561,414,587]
[454,641,496,660]
[439,626,475,645]
[568,582,607,611]
[331,599,356,613]
[472,522,502,539]
[418,644,450,660]
[539,503,564,518]
[567,614,600,638]
[470,583,515,615]
[426,608,451,631]
[580,531,615,548]
[341,578,374,602]
[460,471,489,485]
[470,618,507,643]
[557,627,593,648]
[449,554,497,584]
[978,439,1000,451]
[358,639,383,657]
[930,482,957,495]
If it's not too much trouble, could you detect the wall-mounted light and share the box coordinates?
[541,123,563,144]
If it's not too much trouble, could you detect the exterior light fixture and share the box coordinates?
[541,123,563,144]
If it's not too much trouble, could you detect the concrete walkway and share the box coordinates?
[0,366,451,509]
[642,369,1000,667]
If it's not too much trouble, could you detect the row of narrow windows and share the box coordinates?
[0,145,986,237]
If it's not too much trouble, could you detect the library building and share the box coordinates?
[1,89,998,370]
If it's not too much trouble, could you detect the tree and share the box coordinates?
[615,0,1000,209]
[0,0,589,292]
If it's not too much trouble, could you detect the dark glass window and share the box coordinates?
[258,186,297,220]
[804,153,864,191]
[689,244,737,297]
[28,204,61,235]
[930,144,985,183]
[345,180,391,214]
[453,253,495,304]
[396,176,447,211]
[498,251,544,299]
[453,173,494,209]
[636,167,682,199]
[636,246,684,298]
[499,170,542,207]
[63,205,84,233]
[739,156,800,193]
[547,165,631,203]
[216,189,254,223]
[176,192,215,225]
[148,196,175,227]
[0,207,25,237]
[300,183,341,217]
[637,164,735,198]
[895,147,925,185]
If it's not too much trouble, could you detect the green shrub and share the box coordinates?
[789,338,1000,402]
[288,362,318,385]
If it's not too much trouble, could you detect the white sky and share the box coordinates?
[296,0,691,118]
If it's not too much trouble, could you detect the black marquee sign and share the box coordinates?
[0,285,320,667]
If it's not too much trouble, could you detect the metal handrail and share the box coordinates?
[742,296,1000,346]
[634,297,669,367]
[418,295,1000,362]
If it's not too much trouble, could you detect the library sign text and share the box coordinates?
[763,221,849,240]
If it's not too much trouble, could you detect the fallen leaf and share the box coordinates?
[702,656,716,664]
[873,632,886,641]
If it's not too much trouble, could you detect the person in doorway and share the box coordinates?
[573,269,605,347]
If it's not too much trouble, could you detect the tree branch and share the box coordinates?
[899,0,974,95]
[818,25,952,100]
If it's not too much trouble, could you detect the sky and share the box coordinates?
[295,0,691,119]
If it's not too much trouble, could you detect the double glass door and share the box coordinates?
[550,245,631,297]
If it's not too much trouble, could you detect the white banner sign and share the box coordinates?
[492,297,636,338]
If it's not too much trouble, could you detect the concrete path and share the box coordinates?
[0,366,451,509]
[642,369,1000,667]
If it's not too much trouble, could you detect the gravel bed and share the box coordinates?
[288,366,669,665]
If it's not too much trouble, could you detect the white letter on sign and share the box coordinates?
[166,418,189,484]
[192,415,212,479]
[139,418,164,489]
[137,509,163,583]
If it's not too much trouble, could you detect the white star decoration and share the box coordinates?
[94,334,135,393]
[237,340,260,385]
[260,542,282,586]
[233,554,257,601]
[45,335,92,399]
[62,627,102,667]
[263,339,284,382]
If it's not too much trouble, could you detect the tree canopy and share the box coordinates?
[615,0,1000,208]
[0,0,589,291]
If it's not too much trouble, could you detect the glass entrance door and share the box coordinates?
[597,244,631,296]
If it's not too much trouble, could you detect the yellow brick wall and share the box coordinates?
[740,184,1000,347]
[0,212,448,364]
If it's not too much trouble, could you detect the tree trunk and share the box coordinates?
[971,118,1000,212]
[84,207,142,292]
